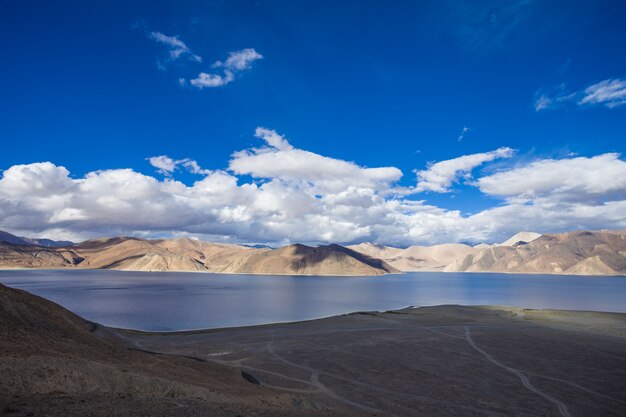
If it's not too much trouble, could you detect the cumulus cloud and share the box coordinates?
[461,198,626,244]
[2,130,626,246]
[477,153,626,203]
[186,48,263,89]
[415,147,514,193]
[535,78,626,111]
[229,128,402,193]
[148,32,202,63]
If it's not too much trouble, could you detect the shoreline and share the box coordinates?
[1,266,625,277]
[5,277,626,330]
[0,266,402,277]
[2,271,625,331]
[106,304,626,336]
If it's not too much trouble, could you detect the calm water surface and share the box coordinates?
[1,269,625,331]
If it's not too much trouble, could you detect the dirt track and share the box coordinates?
[111,305,626,417]
[1,281,625,416]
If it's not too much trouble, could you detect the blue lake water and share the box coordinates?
[1,269,625,331]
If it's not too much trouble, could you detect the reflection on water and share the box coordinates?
[1,269,625,331]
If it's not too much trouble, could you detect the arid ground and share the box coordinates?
[1,283,625,416]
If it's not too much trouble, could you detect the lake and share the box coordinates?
[1,269,625,331]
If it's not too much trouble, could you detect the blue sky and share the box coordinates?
[1,0,626,245]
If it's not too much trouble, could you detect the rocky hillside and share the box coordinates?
[1,229,624,276]
[0,234,398,276]
[349,230,626,276]
[453,230,626,275]
[0,283,325,416]
[0,241,84,268]
[228,243,398,275]
[498,231,542,247]
[348,242,483,272]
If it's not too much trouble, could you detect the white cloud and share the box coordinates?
[148,32,202,63]
[2,130,626,246]
[214,48,264,71]
[415,147,514,193]
[229,128,402,193]
[147,156,211,176]
[535,78,626,111]
[189,71,235,88]
[182,160,211,175]
[0,162,73,198]
[457,126,470,141]
[144,30,261,88]
[147,155,178,175]
[533,85,576,111]
[579,79,626,108]
[254,127,293,151]
[461,199,626,244]
[477,153,626,203]
[185,48,263,89]
[534,93,555,111]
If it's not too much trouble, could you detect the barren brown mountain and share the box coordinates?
[349,230,626,275]
[453,230,626,275]
[348,242,496,272]
[1,229,625,275]
[0,233,398,276]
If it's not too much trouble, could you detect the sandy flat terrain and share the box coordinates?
[110,306,626,417]
[1,282,625,416]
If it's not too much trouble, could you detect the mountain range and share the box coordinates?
[0,229,625,276]
[0,231,398,276]
[349,230,626,275]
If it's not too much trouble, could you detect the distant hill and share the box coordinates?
[19,237,74,247]
[242,243,274,249]
[348,230,626,276]
[0,234,397,276]
[0,230,73,247]
[227,243,398,276]
[498,231,542,247]
[347,242,403,259]
[348,242,483,272]
[0,230,28,246]
[453,230,626,275]
[1,229,625,276]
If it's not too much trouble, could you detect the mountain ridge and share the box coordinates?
[0,229,625,276]
[0,233,398,276]
[0,230,73,247]
[348,230,626,276]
